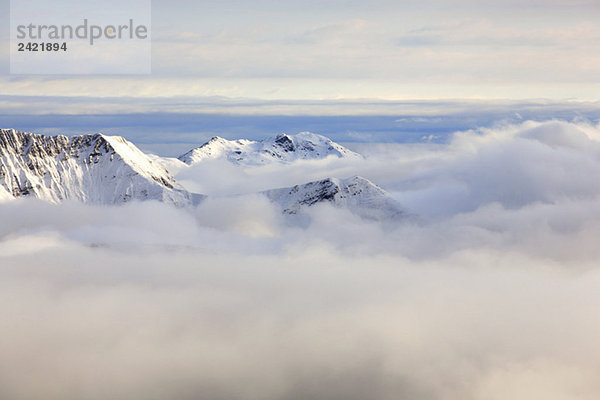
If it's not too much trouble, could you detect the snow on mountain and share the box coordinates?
[146,153,188,175]
[0,130,409,222]
[0,129,193,206]
[0,183,13,202]
[178,132,362,165]
[263,176,406,221]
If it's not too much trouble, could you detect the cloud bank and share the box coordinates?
[2,120,600,399]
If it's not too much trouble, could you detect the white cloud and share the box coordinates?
[3,120,600,399]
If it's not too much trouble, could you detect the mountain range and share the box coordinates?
[0,129,405,221]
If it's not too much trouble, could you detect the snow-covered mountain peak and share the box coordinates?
[178,132,362,165]
[263,175,405,221]
[0,129,192,205]
[98,133,182,190]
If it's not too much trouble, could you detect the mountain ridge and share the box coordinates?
[0,129,407,222]
[179,132,362,165]
[0,129,192,205]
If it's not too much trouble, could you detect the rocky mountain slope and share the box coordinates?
[0,129,192,206]
[263,176,405,221]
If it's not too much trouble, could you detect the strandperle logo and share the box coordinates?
[10,0,151,74]
[16,19,149,45]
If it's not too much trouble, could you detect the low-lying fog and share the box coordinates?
[2,120,600,400]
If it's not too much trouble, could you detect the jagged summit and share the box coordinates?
[263,175,406,221]
[178,132,362,165]
[0,129,192,205]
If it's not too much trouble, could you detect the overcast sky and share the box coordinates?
[1,0,599,100]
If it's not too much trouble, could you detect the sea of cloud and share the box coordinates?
[2,120,600,399]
